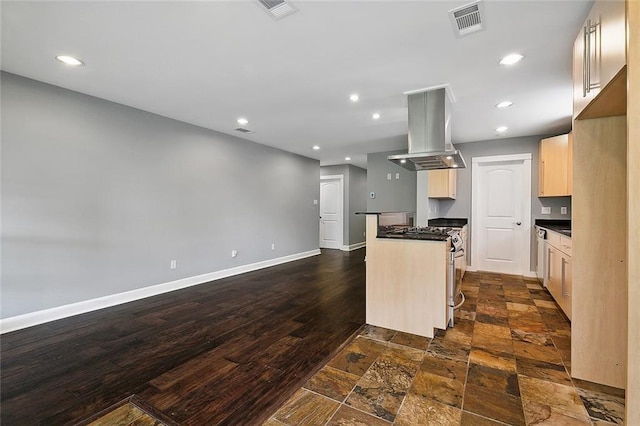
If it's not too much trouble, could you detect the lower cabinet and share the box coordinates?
[545,232,572,320]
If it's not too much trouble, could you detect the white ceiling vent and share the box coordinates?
[449,1,485,37]
[257,0,298,20]
[235,127,254,134]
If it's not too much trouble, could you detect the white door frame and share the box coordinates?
[471,153,532,275]
[319,175,344,249]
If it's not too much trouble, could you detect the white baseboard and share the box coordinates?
[341,242,366,251]
[0,249,321,334]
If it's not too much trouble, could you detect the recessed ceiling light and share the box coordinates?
[345,157,351,161]
[372,113,381,120]
[496,101,513,108]
[55,55,84,66]
[446,155,453,160]
[349,94,359,102]
[452,164,459,168]
[496,126,508,133]
[312,145,320,151]
[236,118,249,126]
[499,54,524,66]
[400,159,407,164]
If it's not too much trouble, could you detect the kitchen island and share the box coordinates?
[363,213,450,338]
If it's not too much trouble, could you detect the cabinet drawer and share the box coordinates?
[560,236,572,256]
[546,230,561,248]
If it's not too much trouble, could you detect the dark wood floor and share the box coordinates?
[0,248,366,425]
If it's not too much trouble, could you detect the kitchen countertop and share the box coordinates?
[355,211,412,215]
[377,230,450,242]
[428,218,468,228]
[535,219,571,237]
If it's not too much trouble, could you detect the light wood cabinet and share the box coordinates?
[428,169,456,199]
[567,132,573,195]
[627,0,639,420]
[538,134,571,197]
[365,215,448,338]
[573,0,626,119]
[572,115,627,389]
[460,226,467,278]
[545,231,572,320]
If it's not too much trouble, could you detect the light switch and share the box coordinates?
[313,199,318,205]
[369,192,376,199]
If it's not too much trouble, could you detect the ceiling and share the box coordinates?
[1,0,593,169]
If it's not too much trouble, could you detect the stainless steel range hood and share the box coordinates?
[388,88,466,170]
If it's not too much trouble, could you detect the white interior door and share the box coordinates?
[319,176,343,249]
[472,154,531,275]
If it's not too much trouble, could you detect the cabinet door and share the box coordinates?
[546,246,559,297]
[560,254,572,320]
[567,132,573,195]
[536,235,545,283]
[460,226,467,278]
[539,134,569,197]
[573,0,626,118]
[428,169,456,199]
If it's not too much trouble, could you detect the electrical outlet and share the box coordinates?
[313,199,318,205]
[271,243,275,250]
[561,206,568,215]
[395,173,400,180]
[170,260,177,269]
[231,250,238,258]
[541,207,551,215]
[387,173,392,180]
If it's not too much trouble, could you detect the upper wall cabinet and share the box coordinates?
[573,0,626,119]
[428,169,457,199]
[539,133,572,197]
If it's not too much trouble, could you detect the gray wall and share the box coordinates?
[320,164,367,246]
[1,72,320,318]
[366,150,417,213]
[439,135,572,270]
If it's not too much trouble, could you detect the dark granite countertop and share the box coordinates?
[428,218,468,228]
[355,211,413,215]
[377,232,449,242]
[535,219,571,237]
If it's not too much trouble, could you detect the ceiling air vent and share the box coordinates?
[257,0,298,20]
[235,127,254,134]
[449,1,485,37]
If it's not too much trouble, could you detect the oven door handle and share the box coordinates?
[454,249,465,258]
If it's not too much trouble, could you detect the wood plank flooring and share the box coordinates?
[1,249,366,425]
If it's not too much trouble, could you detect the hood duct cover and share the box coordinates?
[388,87,466,171]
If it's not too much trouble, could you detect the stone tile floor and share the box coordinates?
[85,401,167,426]
[265,271,625,425]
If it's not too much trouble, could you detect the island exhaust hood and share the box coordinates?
[388,87,466,170]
